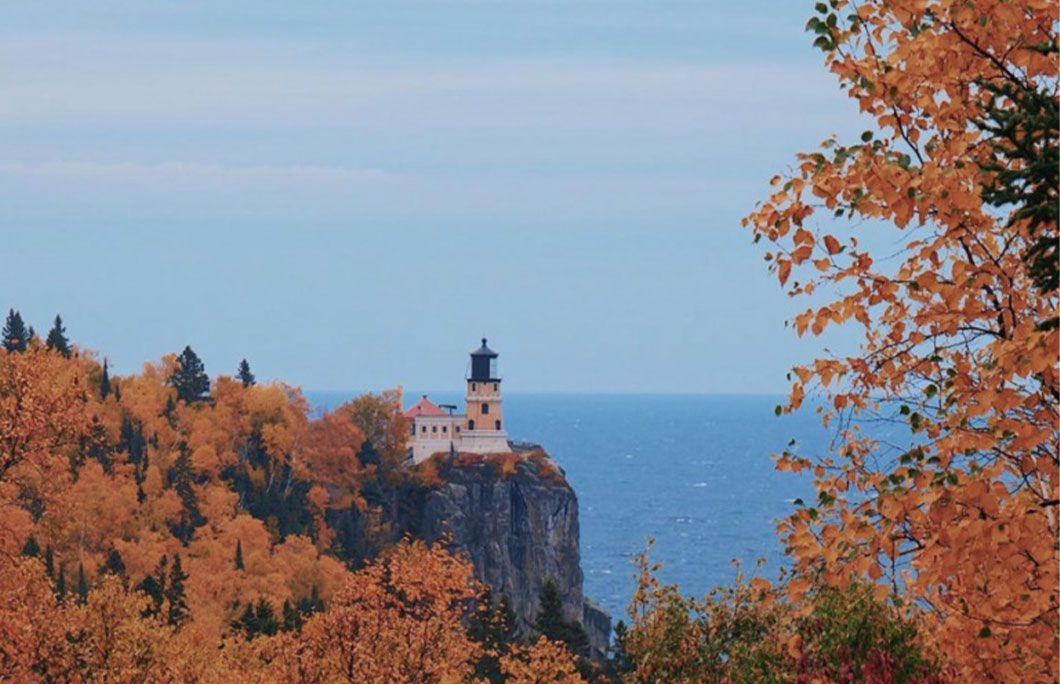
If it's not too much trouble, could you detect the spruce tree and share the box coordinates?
[76,562,88,604]
[103,549,126,577]
[255,599,279,636]
[166,554,189,626]
[169,346,210,403]
[281,599,301,632]
[45,314,71,357]
[56,565,66,599]
[235,539,245,571]
[136,561,165,618]
[534,579,590,658]
[233,602,257,639]
[100,360,111,399]
[21,535,40,557]
[237,359,256,387]
[2,309,29,352]
[44,545,54,578]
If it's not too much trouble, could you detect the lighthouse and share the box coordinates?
[461,338,510,453]
[402,337,512,463]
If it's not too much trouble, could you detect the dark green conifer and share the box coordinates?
[2,309,29,352]
[76,562,88,604]
[166,554,189,626]
[235,539,245,571]
[44,545,54,578]
[21,535,40,557]
[45,314,71,357]
[103,549,126,577]
[169,346,210,403]
[281,599,301,632]
[137,555,167,618]
[233,602,257,638]
[534,579,590,658]
[56,564,66,599]
[100,360,111,399]
[254,599,279,636]
[237,359,256,387]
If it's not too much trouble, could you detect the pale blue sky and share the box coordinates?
[2,1,868,393]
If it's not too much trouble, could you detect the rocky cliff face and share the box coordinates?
[412,456,611,660]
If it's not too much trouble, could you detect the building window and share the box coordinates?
[432,425,437,433]
[468,420,475,430]
[481,403,489,415]
[421,426,427,433]
[495,420,501,430]
[471,383,477,392]
[455,426,461,433]
[442,426,447,433]
[493,383,498,391]
[410,424,415,436]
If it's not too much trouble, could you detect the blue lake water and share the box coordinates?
[306,391,830,623]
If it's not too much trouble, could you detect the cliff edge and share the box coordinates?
[414,452,611,660]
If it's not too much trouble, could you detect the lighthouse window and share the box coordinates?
[493,383,498,391]
[481,403,489,415]
[495,420,501,430]
[471,383,477,392]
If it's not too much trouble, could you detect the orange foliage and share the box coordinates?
[744,1,1057,681]
[500,637,588,684]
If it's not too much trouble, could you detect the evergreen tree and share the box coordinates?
[281,599,301,632]
[254,599,280,636]
[169,345,210,403]
[166,448,205,543]
[235,539,245,571]
[21,535,40,558]
[56,565,66,599]
[100,360,111,399]
[45,314,71,357]
[102,549,126,577]
[237,358,256,387]
[534,579,590,658]
[2,309,29,352]
[76,562,88,604]
[166,554,189,626]
[232,602,257,639]
[605,620,635,680]
[137,555,167,618]
[44,545,54,578]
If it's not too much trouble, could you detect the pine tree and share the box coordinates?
[2,309,29,352]
[76,562,88,604]
[166,448,204,543]
[233,602,257,639]
[21,535,40,557]
[100,360,111,399]
[235,539,245,571]
[237,359,256,387]
[103,549,126,577]
[137,555,167,618]
[45,314,71,357]
[44,545,54,578]
[169,346,210,403]
[534,579,590,658]
[281,599,301,632]
[56,565,66,599]
[255,599,279,636]
[166,554,189,626]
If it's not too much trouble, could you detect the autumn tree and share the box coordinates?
[238,358,256,387]
[2,309,30,353]
[45,314,71,357]
[743,1,1058,681]
[170,345,210,403]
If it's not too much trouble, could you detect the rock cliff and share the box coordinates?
[413,454,611,660]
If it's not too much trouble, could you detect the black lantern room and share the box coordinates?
[469,338,499,381]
